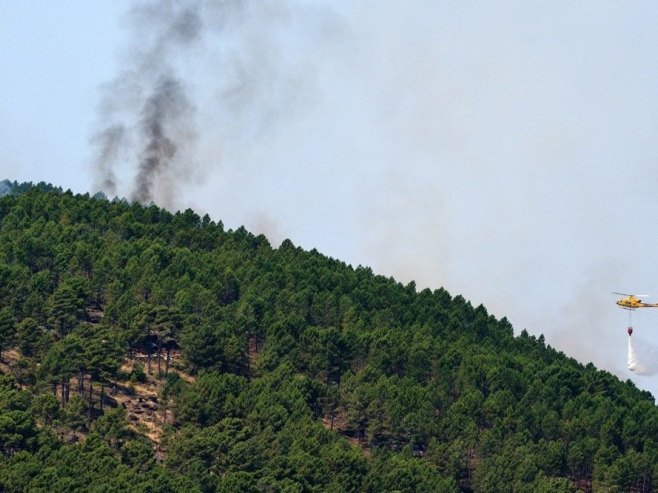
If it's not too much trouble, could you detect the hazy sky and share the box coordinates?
[3,1,658,395]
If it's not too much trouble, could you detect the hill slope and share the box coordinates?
[0,185,656,492]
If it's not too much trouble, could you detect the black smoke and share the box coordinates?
[92,0,202,206]
[134,76,195,204]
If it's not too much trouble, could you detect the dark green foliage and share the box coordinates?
[0,184,657,491]
[29,393,60,426]
[0,308,15,359]
[15,317,41,357]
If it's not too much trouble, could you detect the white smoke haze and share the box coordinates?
[92,1,658,396]
[0,180,11,197]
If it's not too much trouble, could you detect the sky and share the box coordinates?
[3,1,658,395]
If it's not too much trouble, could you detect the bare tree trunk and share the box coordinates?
[331,379,342,431]
[147,324,152,374]
[61,378,66,407]
[100,383,105,412]
[157,335,162,377]
[88,380,93,423]
[165,348,171,376]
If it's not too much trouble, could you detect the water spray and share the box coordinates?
[627,333,638,372]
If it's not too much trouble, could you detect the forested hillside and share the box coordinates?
[0,183,656,492]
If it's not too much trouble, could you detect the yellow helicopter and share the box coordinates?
[614,293,658,336]
[613,292,658,310]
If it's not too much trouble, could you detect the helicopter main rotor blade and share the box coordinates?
[613,292,650,298]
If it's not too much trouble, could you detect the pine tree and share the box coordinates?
[0,308,15,360]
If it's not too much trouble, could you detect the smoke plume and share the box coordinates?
[92,0,202,206]
[134,76,195,204]
[91,0,336,208]
[91,125,125,196]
